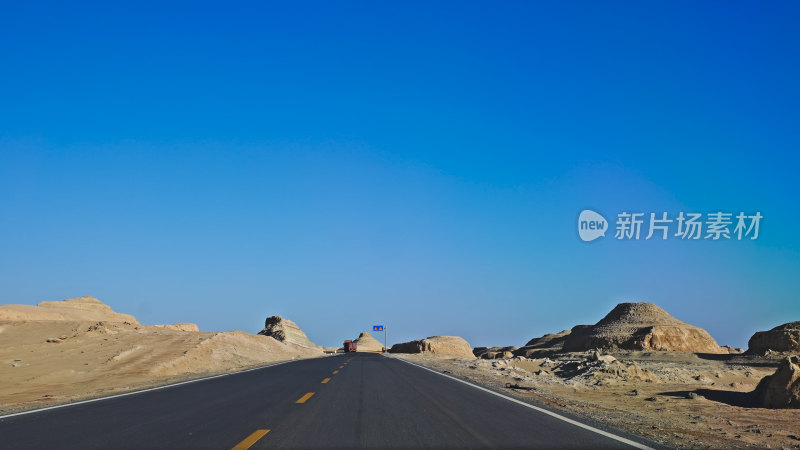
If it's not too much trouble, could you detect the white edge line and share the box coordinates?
[0,355,329,420]
[389,355,654,450]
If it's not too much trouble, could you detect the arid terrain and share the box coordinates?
[392,351,800,449]
[0,296,323,415]
[4,296,800,449]
[388,303,800,449]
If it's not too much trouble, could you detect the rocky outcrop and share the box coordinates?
[474,346,519,359]
[353,332,385,352]
[753,356,800,408]
[561,302,724,353]
[720,345,745,354]
[391,336,474,359]
[513,327,592,357]
[0,296,139,323]
[258,316,318,348]
[153,323,200,332]
[747,322,800,355]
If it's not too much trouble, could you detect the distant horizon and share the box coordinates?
[3,294,775,349]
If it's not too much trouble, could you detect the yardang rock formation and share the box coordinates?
[391,336,474,359]
[258,316,319,349]
[748,321,800,355]
[753,355,800,409]
[353,332,385,352]
[561,302,724,353]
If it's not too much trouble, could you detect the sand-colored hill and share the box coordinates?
[149,330,320,377]
[0,296,323,414]
[748,321,800,355]
[353,332,385,352]
[153,323,200,332]
[0,296,139,323]
[390,336,474,359]
[258,315,319,349]
[561,302,724,353]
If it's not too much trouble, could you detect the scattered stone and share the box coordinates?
[505,382,535,391]
[589,351,617,363]
[474,346,519,358]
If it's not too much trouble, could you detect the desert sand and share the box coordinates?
[0,296,323,415]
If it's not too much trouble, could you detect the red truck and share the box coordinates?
[343,340,357,352]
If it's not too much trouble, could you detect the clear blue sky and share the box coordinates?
[2,2,798,348]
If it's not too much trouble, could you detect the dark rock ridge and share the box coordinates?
[748,321,800,355]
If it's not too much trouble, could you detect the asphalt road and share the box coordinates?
[0,353,657,449]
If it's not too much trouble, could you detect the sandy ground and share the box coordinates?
[0,319,323,415]
[392,352,800,449]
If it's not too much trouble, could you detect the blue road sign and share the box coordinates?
[373,325,384,331]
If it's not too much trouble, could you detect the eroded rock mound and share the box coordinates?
[0,296,139,323]
[391,336,473,358]
[561,302,723,353]
[748,322,800,355]
[258,316,318,348]
[753,356,800,408]
[513,327,592,357]
[353,332,385,352]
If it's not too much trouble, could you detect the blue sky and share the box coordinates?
[1,2,799,347]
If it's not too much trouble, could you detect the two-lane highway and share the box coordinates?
[0,353,656,449]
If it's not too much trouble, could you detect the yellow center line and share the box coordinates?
[321,377,330,384]
[231,429,270,450]
[339,365,344,369]
[296,392,314,403]
[332,370,339,374]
